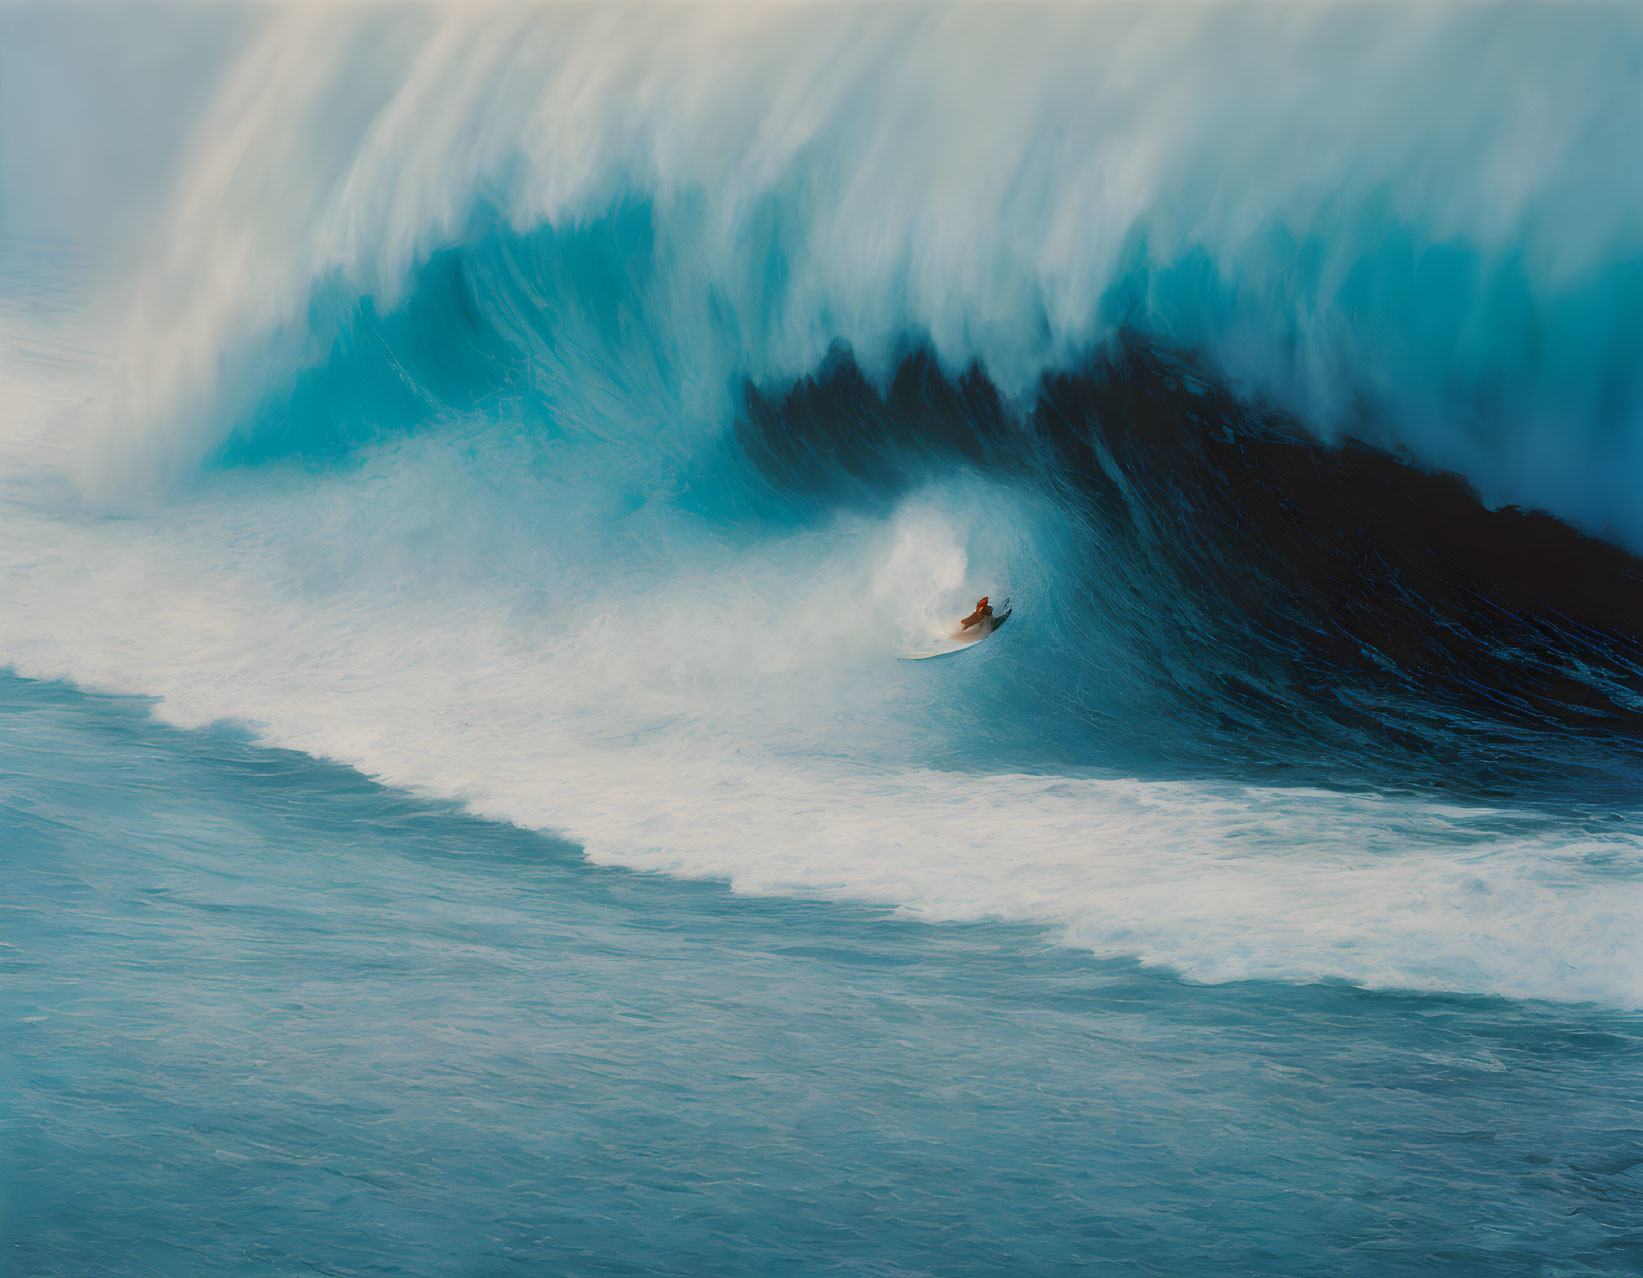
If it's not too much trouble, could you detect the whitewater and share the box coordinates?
[4,3,1643,1273]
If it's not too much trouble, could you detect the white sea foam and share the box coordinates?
[1,321,1639,1008]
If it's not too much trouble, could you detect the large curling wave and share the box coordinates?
[6,2,1643,1005]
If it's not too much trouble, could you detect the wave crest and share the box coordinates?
[77,2,1643,546]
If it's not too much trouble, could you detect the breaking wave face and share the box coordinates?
[6,3,1643,1006]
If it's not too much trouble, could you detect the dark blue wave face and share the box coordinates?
[209,213,1643,813]
[746,340,1643,803]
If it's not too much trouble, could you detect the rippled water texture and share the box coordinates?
[5,676,1642,1275]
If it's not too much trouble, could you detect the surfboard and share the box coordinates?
[898,600,1012,661]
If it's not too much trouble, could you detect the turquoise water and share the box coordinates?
[5,671,1641,1276]
[6,7,1643,1273]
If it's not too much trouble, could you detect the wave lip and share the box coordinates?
[54,2,1640,548]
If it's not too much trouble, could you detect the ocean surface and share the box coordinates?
[7,673,1643,1276]
[3,3,1643,1273]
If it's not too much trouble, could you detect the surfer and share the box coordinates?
[900,595,1009,660]
[960,597,994,631]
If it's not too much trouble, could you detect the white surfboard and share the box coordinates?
[898,598,1012,661]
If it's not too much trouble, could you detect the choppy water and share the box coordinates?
[5,674,1643,1275]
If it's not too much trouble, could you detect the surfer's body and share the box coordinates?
[899,596,1012,661]
[958,597,994,632]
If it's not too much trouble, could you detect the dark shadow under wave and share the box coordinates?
[742,339,1643,807]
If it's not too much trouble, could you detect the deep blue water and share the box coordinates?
[5,671,1642,1276]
